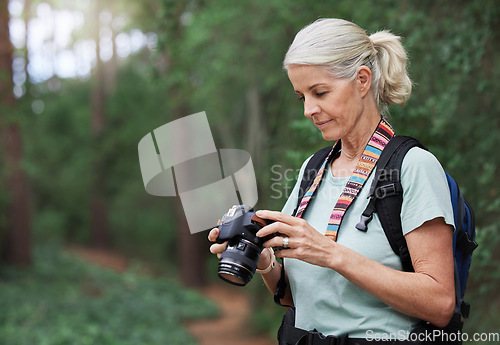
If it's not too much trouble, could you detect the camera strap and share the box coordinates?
[295,117,394,242]
[274,261,292,307]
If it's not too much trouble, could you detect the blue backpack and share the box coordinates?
[294,135,478,341]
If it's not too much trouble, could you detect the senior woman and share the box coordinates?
[209,18,455,344]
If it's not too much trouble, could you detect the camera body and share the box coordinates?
[217,205,274,286]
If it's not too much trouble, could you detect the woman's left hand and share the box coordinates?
[255,210,337,268]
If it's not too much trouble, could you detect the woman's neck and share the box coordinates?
[341,115,382,162]
[331,113,382,178]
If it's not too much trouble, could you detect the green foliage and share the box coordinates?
[21,54,179,260]
[0,244,219,345]
[464,223,500,340]
[100,56,180,259]
[21,80,93,242]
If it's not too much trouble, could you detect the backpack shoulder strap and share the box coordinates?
[356,136,426,272]
[292,145,337,216]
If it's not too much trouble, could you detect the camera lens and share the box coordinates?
[218,239,262,286]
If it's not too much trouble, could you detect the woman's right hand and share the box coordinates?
[208,227,228,259]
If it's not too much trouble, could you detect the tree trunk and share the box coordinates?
[90,0,109,248]
[170,104,207,288]
[245,82,262,164]
[103,12,118,96]
[0,0,31,265]
[153,2,208,288]
[176,199,207,288]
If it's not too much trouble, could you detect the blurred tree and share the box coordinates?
[90,0,111,248]
[0,0,31,265]
[156,0,208,287]
[89,0,128,248]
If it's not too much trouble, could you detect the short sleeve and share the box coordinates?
[400,147,455,236]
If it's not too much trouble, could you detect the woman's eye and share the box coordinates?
[295,91,326,101]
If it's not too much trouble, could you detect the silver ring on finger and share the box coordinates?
[282,236,289,248]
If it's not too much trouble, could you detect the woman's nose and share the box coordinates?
[303,98,320,118]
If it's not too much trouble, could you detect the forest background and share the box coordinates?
[0,0,499,344]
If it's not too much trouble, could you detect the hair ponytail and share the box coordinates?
[369,30,412,107]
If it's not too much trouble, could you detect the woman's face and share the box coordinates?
[287,64,366,142]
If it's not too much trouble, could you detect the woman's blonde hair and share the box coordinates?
[283,18,412,114]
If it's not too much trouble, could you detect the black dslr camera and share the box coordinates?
[216,205,275,286]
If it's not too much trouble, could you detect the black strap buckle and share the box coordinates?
[461,300,471,319]
[373,183,399,199]
[456,229,478,255]
[355,214,372,232]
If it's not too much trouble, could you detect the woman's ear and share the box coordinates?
[356,66,372,98]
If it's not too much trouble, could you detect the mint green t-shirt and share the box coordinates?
[281,147,455,338]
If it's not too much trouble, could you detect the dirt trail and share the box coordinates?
[68,245,129,272]
[186,284,275,345]
[67,246,275,345]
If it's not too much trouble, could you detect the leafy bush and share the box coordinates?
[0,244,219,345]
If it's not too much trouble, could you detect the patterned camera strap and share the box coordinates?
[295,118,394,241]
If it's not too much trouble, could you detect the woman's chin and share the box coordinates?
[320,130,339,142]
